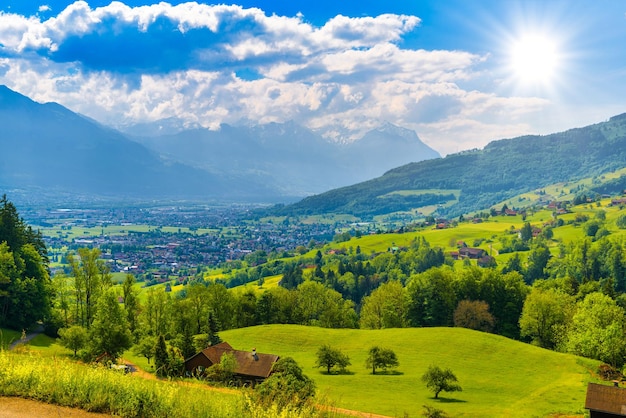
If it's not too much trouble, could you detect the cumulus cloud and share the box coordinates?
[0,1,554,154]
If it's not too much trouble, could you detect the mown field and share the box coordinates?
[2,324,601,417]
[222,325,600,418]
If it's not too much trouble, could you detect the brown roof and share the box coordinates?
[186,341,279,379]
[585,383,626,415]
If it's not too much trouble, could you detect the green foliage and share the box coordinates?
[421,365,462,399]
[0,350,292,418]
[359,280,407,329]
[88,288,132,360]
[58,325,88,356]
[563,292,626,367]
[281,114,626,218]
[422,404,449,418]
[154,335,169,377]
[314,344,351,374]
[256,357,315,411]
[133,335,157,364]
[207,310,222,346]
[365,346,399,374]
[519,287,574,349]
[0,196,51,330]
[68,247,112,328]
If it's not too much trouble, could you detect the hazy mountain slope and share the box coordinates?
[127,120,440,195]
[0,85,274,201]
[282,113,626,217]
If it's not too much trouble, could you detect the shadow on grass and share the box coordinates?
[431,397,467,403]
[319,370,355,376]
[27,335,54,348]
[371,370,404,376]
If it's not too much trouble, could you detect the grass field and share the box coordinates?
[222,325,599,418]
[2,324,602,417]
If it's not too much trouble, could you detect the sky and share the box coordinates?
[0,1,625,155]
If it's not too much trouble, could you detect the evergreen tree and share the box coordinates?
[0,196,51,330]
[207,311,222,346]
[154,335,169,377]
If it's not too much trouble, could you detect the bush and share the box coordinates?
[255,357,315,411]
[597,364,623,381]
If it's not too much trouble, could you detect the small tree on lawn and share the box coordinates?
[315,344,351,374]
[365,346,399,374]
[58,325,88,356]
[132,334,157,364]
[421,365,462,399]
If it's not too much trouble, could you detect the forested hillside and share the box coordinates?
[0,195,50,330]
[283,113,626,218]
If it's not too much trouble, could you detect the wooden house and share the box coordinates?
[184,341,279,386]
[585,382,626,417]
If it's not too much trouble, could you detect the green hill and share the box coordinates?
[222,325,599,417]
[282,113,626,219]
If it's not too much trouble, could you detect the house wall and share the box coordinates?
[185,355,213,374]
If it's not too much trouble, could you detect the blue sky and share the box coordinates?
[0,1,624,154]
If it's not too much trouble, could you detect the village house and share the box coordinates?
[585,382,626,417]
[458,247,487,259]
[184,342,279,386]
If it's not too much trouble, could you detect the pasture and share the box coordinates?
[223,325,598,418]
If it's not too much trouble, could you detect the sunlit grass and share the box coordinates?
[223,325,598,418]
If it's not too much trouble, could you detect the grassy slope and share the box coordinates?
[222,325,598,418]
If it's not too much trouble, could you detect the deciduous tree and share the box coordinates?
[88,289,132,360]
[421,365,462,399]
[58,325,88,356]
[563,292,626,367]
[453,300,495,332]
[365,346,399,374]
[314,344,351,374]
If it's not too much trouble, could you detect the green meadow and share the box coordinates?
[222,325,598,418]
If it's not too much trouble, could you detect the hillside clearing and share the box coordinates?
[222,325,597,418]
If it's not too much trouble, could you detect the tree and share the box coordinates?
[58,325,88,356]
[359,280,407,329]
[519,222,533,242]
[453,300,495,332]
[256,357,316,410]
[314,344,351,374]
[154,334,169,377]
[88,289,132,360]
[207,310,222,346]
[365,346,399,374]
[563,292,626,367]
[133,335,157,364]
[68,247,111,328]
[519,287,574,349]
[421,365,462,399]
[122,274,140,339]
[0,196,51,330]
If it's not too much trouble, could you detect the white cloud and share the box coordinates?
[0,1,562,155]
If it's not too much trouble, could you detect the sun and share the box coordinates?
[509,33,560,85]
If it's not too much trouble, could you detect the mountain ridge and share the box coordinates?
[281,112,626,218]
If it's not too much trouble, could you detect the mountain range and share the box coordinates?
[0,85,439,203]
[282,113,626,218]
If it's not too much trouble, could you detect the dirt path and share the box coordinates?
[8,324,44,350]
[0,397,109,418]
